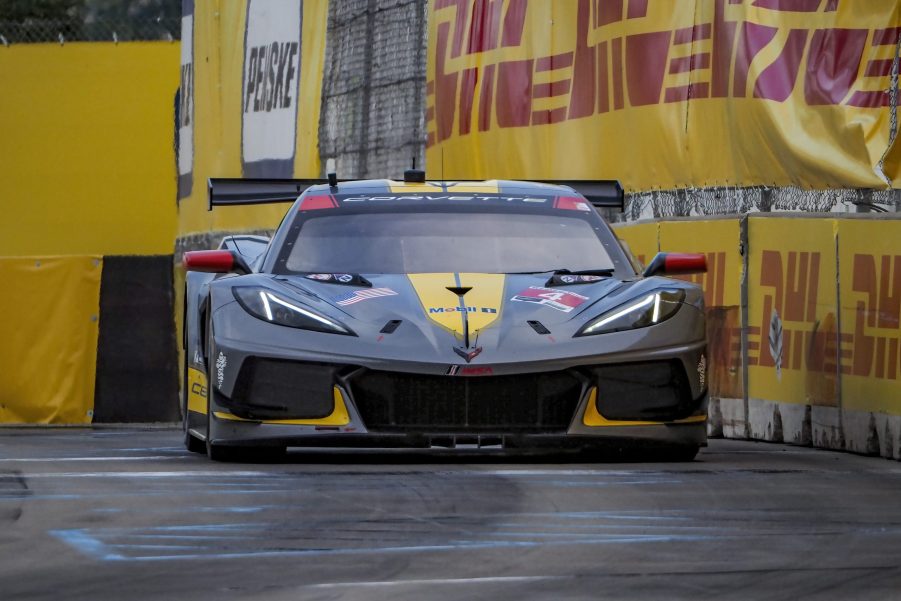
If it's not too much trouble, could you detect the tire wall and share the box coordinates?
[614,214,901,460]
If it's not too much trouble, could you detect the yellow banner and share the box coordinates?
[426,0,901,190]
[837,218,901,414]
[747,216,838,406]
[176,0,328,239]
[0,257,101,424]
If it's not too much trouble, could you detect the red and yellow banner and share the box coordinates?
[426,0,901,190]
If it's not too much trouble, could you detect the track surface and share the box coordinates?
[1,429,900,600]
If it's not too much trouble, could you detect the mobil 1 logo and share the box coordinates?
[241,0,302,177]
[177,0,194,199]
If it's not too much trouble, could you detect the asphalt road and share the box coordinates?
[1,429,900,600]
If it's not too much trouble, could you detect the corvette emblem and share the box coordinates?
[453,346,483,363]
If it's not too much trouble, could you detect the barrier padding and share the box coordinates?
[0,257,101,424]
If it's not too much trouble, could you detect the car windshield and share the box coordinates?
[282,212,614,274]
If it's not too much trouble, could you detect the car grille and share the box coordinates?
[349,370,583,433]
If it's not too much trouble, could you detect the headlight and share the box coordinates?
[576,289,685,336]
[232,287,355,335]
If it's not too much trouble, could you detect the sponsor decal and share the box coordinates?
[546,273,608,286]
[192,349,202,365]
[334,287,398,306]
[190,381,208,397]
[305,273,372,287]
[215,352,227,389]
[697,355,706,389]
[338,194,552,204]
[176,0,194,199]
[429,306,497,314]
[446,365,494,376]
[241,0,302,177]
[511,286,589,313]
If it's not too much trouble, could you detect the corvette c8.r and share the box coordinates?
[182,174,708,461]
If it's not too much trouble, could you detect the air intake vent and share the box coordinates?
[527,320,551,335]
[380,320,402,334]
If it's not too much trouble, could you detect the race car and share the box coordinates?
[182,172,708,461]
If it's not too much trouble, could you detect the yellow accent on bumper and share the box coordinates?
[213,386,351,426]
[581,388,707,427]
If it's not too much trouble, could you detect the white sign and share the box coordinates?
[177,0,194,199]
[242,0,302,177]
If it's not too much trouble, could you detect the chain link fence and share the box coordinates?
[318,0,428,180]
[0,17,180,44]
[622,186,901,222]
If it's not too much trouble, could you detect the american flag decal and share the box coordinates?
[334,287,398,306]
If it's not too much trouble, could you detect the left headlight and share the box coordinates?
[576,289,685,336]
[233,287,356,336]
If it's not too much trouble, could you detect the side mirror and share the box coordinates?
[642,252,707,277]
[182,250,251,275]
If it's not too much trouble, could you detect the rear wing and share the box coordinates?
[207,178,338,210]
[207,177,624,211]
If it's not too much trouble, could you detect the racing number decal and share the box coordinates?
[510,286,589,312]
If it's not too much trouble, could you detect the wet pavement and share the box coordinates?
[1,428,900,600]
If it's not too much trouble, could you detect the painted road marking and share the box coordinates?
[301,576,567,588]
[0,456,186,462]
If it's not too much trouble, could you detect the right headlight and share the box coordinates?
[233,287,356,336]
[575,289,685,336]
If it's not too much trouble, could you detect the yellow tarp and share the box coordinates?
[0,257,102,423]
[0,43,179,256]
[426,0,901,190]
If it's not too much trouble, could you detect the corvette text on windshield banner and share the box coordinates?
[425,0,901,190]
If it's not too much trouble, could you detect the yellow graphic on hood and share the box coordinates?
[408,273,504,337]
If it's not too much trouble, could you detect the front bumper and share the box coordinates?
[202,345,708,450]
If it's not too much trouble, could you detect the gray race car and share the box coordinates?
[182,173,708,461]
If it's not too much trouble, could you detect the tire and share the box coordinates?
[657,444,700,462]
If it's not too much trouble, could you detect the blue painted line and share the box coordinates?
[50,528,718,563]
[49,530,125,562]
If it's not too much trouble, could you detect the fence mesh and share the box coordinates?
[318,0,428,180]
[622,187,901,221]
[0,17,180,44]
